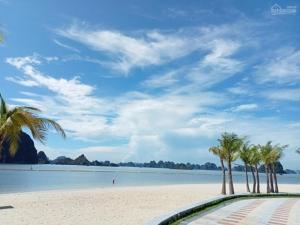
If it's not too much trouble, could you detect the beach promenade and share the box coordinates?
[186,198,300,225]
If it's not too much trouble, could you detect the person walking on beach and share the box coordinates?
[112,178,115,185]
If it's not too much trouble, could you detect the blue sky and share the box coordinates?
[1,0,300,169]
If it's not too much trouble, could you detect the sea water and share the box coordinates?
[0,164,299,194]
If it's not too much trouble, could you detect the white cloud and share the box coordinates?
[78,146,123,154]
[6,55,111,140]
[166,8,188,18]
[142,70,180,88]
[186,39,243,87]
[6,55,231,148]
[203,39,241,67]
[255,47,300,84]
[53,39,80,53]
[227,86,251,95]
[55,23,203,74]
[143,39,243,90]
[5,76,39,87]
[125,135,169,161]
[109,91,223,138]
[142,38,243,91]
[54,20,255,75]
[231,103,258,112]
[229,117,300,149]
[263,89,300,101]
[6,55,97,106]
[6,55,41,68]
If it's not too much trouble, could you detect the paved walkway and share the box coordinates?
[186,198,300,225]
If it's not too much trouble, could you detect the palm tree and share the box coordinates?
[249,145,261,193]
[0,94,66,159]
[239,142,251,193]
[209,146,226,195]
[270,144,287,193]
[259,142,273,193]
[218,132,243,195]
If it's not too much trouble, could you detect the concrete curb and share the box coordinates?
[145,193,300,225]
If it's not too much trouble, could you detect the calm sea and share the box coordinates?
[0,164,299,194]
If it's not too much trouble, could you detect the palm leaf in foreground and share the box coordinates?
[0,94,66,157]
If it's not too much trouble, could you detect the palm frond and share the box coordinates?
[19,106,42,112]
[218,132,243,162]
[4,113,23,156]
[0,95,66,157]
[248,145,261,165]
[0,93,8,117]
[7,125,21,156]
[38,118,66,139]
[12,110,47,143]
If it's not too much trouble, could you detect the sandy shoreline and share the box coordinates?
[0,184,299,225]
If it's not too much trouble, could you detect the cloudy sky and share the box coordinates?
[1,0,300,169]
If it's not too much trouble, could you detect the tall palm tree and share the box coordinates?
[239,142,251,193]
[0,94,66,159]
[218,132,243,195]
[249,145,261,193]
[259,142,273,193]
[209,146,226,195]
[270,144,287,193]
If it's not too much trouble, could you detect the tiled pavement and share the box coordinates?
[187,198,300,225]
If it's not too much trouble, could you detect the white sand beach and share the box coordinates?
[0,184,299,225]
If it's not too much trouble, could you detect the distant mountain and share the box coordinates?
[39,151,298,173]
[199,162,220,170]
[258,162,285,174]
[284,169,297,174]
[73,154,90,165]
[119,160,220,170]
[233,162,287,174]
[233,165,252,172]
[0,131,38,164]
[46,155,221,170]
[51,156,74,165]
[37,151,50,164]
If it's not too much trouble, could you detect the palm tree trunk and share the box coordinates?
[272,163,279,193]
[250,166,256,193]
[220,159,226,195]
[244,163,250,192]
[265,164,270,193]
[255,164,260,193]
[227,160,234,195]
[269,165,274,193]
